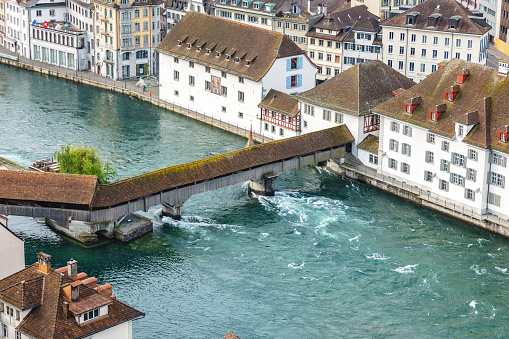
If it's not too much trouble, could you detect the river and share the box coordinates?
[2,64,509,338]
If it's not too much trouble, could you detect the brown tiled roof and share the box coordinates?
[0,262,144,339]
[258,89,299,117]
[343,17,381,42]
[357,134,379,153]
[373,59,509,154]
[91,126,355,208]
[225,332,240,339]
[156,12,305,81]
[0,171,98,206]
[381,0,490,35]
[327,0,351,14]
[294,60,416,115]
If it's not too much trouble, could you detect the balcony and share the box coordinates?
[100,28,110,36]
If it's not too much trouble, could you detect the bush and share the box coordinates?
[54,143,116,184]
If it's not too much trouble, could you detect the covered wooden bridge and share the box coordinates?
[0,126,353,225]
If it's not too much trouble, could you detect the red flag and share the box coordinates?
[43,21,48,28]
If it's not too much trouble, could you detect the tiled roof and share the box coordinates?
[0,171,98,206]
[0,262,144,339]
[344,17,381,41]
[381,0,490,35]
[357,134,379,153]
[156,12,305,81]
[91,126,355,208]
[258,89,299,117]
[224,332,240,339]
[373,59,509,154]
[294,60,416,115]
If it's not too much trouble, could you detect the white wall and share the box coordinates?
[89,320,131,339]
[261,55,316,96]
[0,226,24,280]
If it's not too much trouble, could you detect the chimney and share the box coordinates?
[62,302,72,320]
[499,58,509,76]
[322,4,327,16]
[307,0,310,13]
[70,281,81,301]
[37,252,52,274]
[67,259,78,278]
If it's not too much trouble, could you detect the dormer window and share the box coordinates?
[226,54,230,60]
[404,96,421,114]
[429,104,446,121]
[187,43,192,49]
[444,85,460,101]
[177,40,183,46]
[216,51,221,57]
[82,309,100,323]
[206,48,211,55]
[456,69,470,84]
[449,16,461,29]
[197,46,201,52]
[235,57,240,63]
[253,2,259,8]
[246,60,251,66]
[498,126,509,142]
[406,12,419,25]
[242,1,248,6]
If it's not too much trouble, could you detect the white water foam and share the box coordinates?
[288,262,305,269]
[393,264,418,274]
[470,264,487,275]
[495,266,508,274]
[349,235,360,242]
[366,253,389,261]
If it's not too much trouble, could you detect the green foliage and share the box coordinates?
[54,143,116,183]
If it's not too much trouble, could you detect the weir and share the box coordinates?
[0,126,354,243]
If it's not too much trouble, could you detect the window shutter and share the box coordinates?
[503,176,506,189]
[297,74,302,87]
[487,172,491,184]
[286,76,291,89]
[408,145,411,156]
[503,156,507,167]
[298,56,303,69]
[286,59,291,71]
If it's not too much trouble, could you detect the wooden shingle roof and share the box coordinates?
[156,12,305,81]
[294,60,416,115]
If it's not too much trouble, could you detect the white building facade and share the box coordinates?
[0,218,24,281]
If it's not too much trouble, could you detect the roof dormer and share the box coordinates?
[498,125,509,143]
[427,13,441,28]
[404,96,421,114]
[499,58,509,76]
[429,104,446,122]
[448,15,461,29]
[456,68,470,84]
[445,85,460,101]
[406,12,419,25]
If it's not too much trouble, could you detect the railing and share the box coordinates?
[342,163,509,228]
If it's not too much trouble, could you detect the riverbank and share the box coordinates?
[0,47,272,144]
[326,158,509,239]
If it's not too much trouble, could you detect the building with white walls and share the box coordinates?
[157,12,316,135]
[0,252,144,339]
[381,0,490,82]
[258,89,301,139]
[293,60,415,157]
[341,17,382,72]
[65,0,96,71]
[374,58,509,218]
[0,217,24,281]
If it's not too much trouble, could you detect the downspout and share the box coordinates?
[485,149,492,215]
[405,26,408,76]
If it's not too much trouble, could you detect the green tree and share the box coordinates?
[54,143,116,184]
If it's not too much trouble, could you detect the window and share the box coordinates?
[271,125,276,133]
[83,309,100,322]
[189,61,194,68]
[398,61,404,70]
[327,54,332,62]
[467,168,476,181]
[280,128,284,136]
[388,45,393,54]
[444,37,450,46]
[173,70,179,80]
[221,71,227,78]
[439,179,449,191]
[190,95,194,102]
[205,66,211,73]
[388,31,394,40]
[410,47,415,56]
[432,50,437,59]
[491,172,505,187]
[238,76,244,83]
[424,170,433,182]
[401,162,410,173]
[304,104,314,116]
[221,86,227,96]
[456,38,461,48]
[451,173,465,186]
[488,192,501,206]
[50,9,55,16]
[389,139,399,152]
[2,323,7,338]
[467,39,473,49]
[427,133,435,144]
[441,159,449,172]
[421,49,427,58]
[402,143,411,156]
[388,59,393,68]
[310,38,315,45]
[189,75,195,86]
[319,40,324,46]
[455,52,460,59]
[290,75,298,87]
[369,154,378,165]
[334,113,343,124]
[389,158,397,169]
[425,151,434,164]
[403,125,412,136]
[318,53,323,60]
[265,123,269,131]
[465,188,475,201]
[239,112,244,119]
[420,63,426,73]
[468,149,477,160]
[467,53,472,62]
[411,34,416,42]
[433,36,438,45]
[323,110,331,121]
[399,46,404,55]
[458,125,464,136]
[222,106,226,112]
[238,91,244,102]
[391,121,399,132]
[174,90,179,96]
[310,52,315,59]
[491,153,507,166]
[444,51,451,59]
[400,32,405,41]
[452,152,465,167]
[36,10,41,16]
[422,35,427,44]
[441,141,449,152]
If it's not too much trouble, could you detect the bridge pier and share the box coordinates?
[161,203,183,220]
[249,174,278,196]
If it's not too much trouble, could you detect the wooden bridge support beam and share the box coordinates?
[249,174,278,196]
[161,203,183,220]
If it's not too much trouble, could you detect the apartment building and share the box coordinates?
[306,5,378,82]
[456,0,496,37]
[382,0,490,82]
[4,0,25,54]
[163,0,206,32]
[341,17,382,71]
[495,0,509,54]
[157,12,316,135]
[294,60,414,156]
[0,0,5,46]
[0,218,24,281]
[92,0,160,79]
[258,89,301,139]
[66,0,95,71]
[374,58,509,218]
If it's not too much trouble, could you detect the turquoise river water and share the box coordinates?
[2,64,509,338]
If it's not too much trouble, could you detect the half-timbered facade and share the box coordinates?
[259,89,300,139]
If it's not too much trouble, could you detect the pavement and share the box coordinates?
[487,43,509,69]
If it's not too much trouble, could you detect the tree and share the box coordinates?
[54,143,116,184]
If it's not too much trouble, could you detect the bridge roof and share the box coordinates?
[91,126,354,208]
[0,171,99,206]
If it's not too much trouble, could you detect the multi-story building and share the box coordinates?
[495,0,509,54]
[306,5,378,82]
[92,0,160,79]
[65,0,96,71]
[294,60,415,156]
[157,12,316,135]
[0,252,144,339]
[0,218,24,281]
[30,21,87,70]
[341,17,382,71]
[455,0,496,38]
[4,0,25,54]
[374,58,509,218]
[382,0,490,82]
[163,0,206,32]
[0,0,5,46]
[258,89,301,139]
